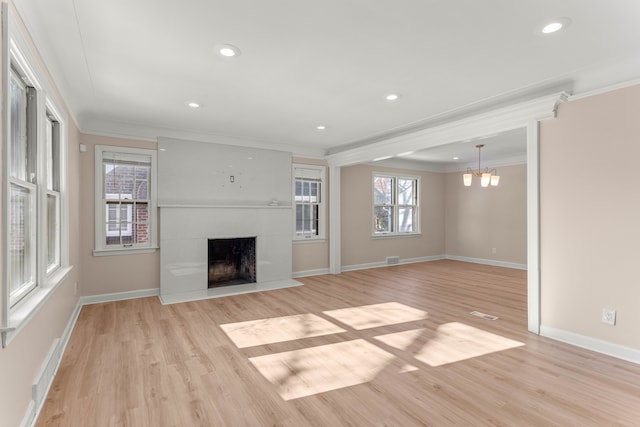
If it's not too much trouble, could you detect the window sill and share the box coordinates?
[293,238,327,244]
[2,265,73,347]
[371,232,422,239]
[93,246,158,257]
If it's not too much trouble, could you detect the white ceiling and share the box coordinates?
[12,0,640,162]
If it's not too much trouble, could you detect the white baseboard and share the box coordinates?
[445,255,527,270]
[20,400,36,427]
[540,325,640,365]
[341,255,445,273]
[79,288,159,305]
[293,268,330,278]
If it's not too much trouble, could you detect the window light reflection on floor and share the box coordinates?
[222,303,525,401]
[220,313,346,348]
[323,301,428,330]
[248,339,397,400]
[374,322,525,367]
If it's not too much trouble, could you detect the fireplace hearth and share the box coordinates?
[208,237,257,288]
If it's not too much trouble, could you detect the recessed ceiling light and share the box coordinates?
[385,93,400,101]
[539,17,571,34]
[186,101,200,108]
[316,125,327,130]
[217,44,241,57]
[453,156,459,160]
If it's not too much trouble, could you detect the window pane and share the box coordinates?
[295,205,303,234]
[311,204,319,236]
[310,182,319,203]
[46,115,60,192]
[373,176,393,204]
[295,181,302,200]
[134,203,149,243]
[47,193,60,268]
[104,163,119,199]
[9,183,33,295]
[135,165,149,180]
[117,165,135,200]
[10,72,27,181]
[398,179,415,205]
[398,207,415,233]
[134,179,148,200]
[374,206,394,233]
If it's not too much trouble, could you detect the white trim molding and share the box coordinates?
[293,268,330,278]
[341,255,446,273]
[79,288,160,306]
[444,255,527,270]
[326,92,569,168]
[540,325,640,365]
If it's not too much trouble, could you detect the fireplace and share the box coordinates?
[208,237,257,288]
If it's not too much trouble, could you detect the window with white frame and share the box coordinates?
[45,111,61,272]
[8,65,37,306]
[94,146,157,254]
[373,173,420,235]
[2,4,70,347]
[293,165,325,240]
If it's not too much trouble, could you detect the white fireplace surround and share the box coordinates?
[159,205,299,304]
[157,137,300,304]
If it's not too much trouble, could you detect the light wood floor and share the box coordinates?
[37,260,640,426]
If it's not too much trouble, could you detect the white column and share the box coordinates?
[526,120,541,334]
[329,166,341,274]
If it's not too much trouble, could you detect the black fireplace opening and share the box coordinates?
[208,237,257,288]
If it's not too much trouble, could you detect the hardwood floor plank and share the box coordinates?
[36,260,640,426]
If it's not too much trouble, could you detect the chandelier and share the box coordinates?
[463,144,500,187]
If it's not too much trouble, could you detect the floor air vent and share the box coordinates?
[386,256,400,265]
[470,311,499,321]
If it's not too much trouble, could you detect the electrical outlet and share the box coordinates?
[601,308,616,325]
[74,282,78,295]
[491,247,497,254]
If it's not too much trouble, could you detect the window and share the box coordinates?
[2,4,71,347]
[46,111,61,272]
[293,165,325,240]
[373,173,419,235]
[8,66,37,306]
[94,146,157,255]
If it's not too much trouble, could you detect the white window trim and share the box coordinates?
[292,164,326,241]
[372,172,421,237]
[1,3,72,348]
[93,145,158,256]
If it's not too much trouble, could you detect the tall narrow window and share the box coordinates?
[3,5,71,347]
[293,165,325,240]
[8,67,37,306]
[95,146,157,254]
[45,112,61,272]
[373,173,419,236]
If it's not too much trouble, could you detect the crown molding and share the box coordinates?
[81,120,328,159]
[326,91,569,168]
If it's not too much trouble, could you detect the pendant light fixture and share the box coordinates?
[463,144,500,187]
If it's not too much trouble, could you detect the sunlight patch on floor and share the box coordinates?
[249,339,396,400]
[220,313,346,348]
[323,302,428,330]
[374,322,525,367]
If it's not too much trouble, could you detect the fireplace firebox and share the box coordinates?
[208,237,257,288]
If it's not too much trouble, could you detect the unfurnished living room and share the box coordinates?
[1,1,640,426]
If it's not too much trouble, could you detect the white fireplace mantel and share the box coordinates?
[157,137,300,304]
